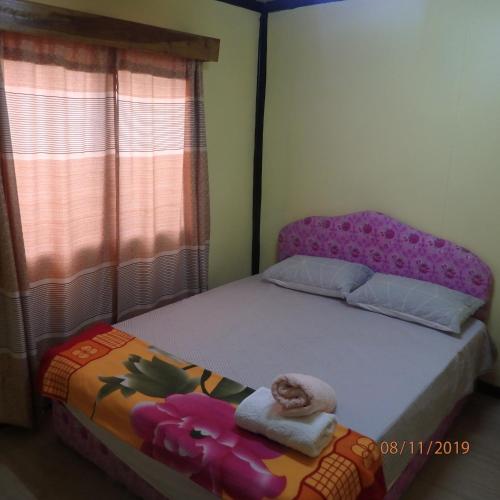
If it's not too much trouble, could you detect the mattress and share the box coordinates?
[67,275,494,497]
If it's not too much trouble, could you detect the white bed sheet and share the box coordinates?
[67,275,494,496]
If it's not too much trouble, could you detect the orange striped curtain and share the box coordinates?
[0,32,209,427]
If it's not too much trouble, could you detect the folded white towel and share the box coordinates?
[235,387,337,458]
[271,373,337,417]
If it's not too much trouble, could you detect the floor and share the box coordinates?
[0,393,499,500]
[403,392,500,500]
[0,415,135,500]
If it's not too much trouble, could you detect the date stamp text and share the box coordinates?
[380,440,470,456]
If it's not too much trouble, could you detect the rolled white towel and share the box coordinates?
[235,387,337,458]
[271,373,337,417]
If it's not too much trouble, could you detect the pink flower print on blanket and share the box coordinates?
[131,393,286,499]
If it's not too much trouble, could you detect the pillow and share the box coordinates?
[262,255,374,299]
[346,273,484,333]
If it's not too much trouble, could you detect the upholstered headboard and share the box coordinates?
[277,211,493,308]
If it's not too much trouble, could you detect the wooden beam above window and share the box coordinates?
[0,0,220,62]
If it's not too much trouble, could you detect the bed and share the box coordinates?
[43,211,495,499]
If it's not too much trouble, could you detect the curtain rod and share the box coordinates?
[0,0,220,62]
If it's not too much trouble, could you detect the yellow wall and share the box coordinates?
[36,0,259,288]
[23,0,500,379]
[263,0,500,359]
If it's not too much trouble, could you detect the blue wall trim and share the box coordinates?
[218,0,343,13]
[216,0,344,14]
[216,0,263,12]
[251,12,268,274]
[264,0,344,13]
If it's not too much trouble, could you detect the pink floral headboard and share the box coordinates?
[277,211,493,306]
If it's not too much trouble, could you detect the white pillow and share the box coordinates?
[262,255,374,299]
[347,273,484,333]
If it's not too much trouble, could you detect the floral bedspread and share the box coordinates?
[39,323,386,500]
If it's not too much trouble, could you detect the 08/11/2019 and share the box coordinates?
[380,440,470,456]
